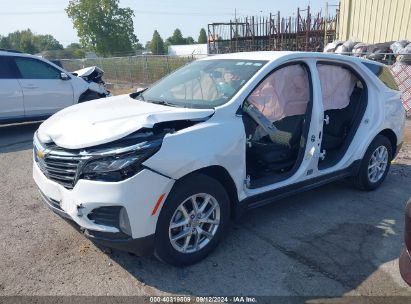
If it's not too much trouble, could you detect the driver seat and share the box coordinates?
[244,113,305,171]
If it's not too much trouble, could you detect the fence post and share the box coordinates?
[166,56,170,73]
[144,55,148,85]
[113,58,119,85]
[128,56,133,87]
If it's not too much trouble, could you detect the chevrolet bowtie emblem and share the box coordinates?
[36,149,46,159]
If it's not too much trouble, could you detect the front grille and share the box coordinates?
[33,132,153,189]
[34,140,86,189]
[37,155,80,189]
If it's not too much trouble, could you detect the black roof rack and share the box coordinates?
[0,48,22,53]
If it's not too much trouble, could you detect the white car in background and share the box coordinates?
[0,50,110,124]
[33,51,405,266]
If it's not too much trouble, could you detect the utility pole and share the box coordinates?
[324,2,328,46]
[235,8,238,52]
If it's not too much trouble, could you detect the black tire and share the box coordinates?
[154,173,230,266]
[352,135,392,191]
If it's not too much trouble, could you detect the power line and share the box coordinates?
[134,9,237,17]
[0,10,64,15]
[0,9,235,17]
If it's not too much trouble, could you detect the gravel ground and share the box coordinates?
[0,119,410,298]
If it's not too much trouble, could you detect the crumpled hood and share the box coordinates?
[72,66,103,78]
[37,94,214,149]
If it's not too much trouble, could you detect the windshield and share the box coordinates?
[140,59,267,109]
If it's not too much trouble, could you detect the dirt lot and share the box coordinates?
[109,85,136,96]
[0,117,410,298]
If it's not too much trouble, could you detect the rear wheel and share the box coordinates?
[352,135,392,191]
[154,174,230,266]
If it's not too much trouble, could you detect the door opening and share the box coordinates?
[316,63,368,170]
[242,62,313,189]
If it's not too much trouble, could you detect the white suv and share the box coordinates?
[0,50,109,124]
[33,52,405,266]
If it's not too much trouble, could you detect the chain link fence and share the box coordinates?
[390,64,411,111]
[61,55,202,88]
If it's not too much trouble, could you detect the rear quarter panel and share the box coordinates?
[383,90,405,146]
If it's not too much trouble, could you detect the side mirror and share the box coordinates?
[60,72,70,80]
[129,87,147,99]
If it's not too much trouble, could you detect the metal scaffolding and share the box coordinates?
[207,5,339,54]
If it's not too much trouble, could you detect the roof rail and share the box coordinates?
[0,48,22,53]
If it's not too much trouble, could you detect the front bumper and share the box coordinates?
[33,161,175,253]
[40,190,155,255]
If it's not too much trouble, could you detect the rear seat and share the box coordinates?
[321,87,364,150]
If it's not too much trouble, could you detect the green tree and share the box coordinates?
[66,42,82,49]
[34,34,63,51]
[65,43,86,58]
[166,28,186,45]
[185,36,195,44]
[0,35,12,49]
[8,30,37,53]
[198,28,207,44]
[66,0,138,57]
[0,29,63,53]
[134,42,144,51]
[149,30,165,55]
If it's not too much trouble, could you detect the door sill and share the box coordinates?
[241,160,361,210]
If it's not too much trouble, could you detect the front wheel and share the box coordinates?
[352,135,392,191]
[154,174,230,266]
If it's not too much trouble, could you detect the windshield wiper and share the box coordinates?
[148,99,181,108]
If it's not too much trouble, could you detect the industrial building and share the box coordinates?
[207,1,411,54]
[338,0,411,43]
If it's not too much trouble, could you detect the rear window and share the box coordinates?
[0,56,19,79]
[362,62,399,91]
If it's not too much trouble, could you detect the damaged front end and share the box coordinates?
[34,117,209,188]
[78,119,205,183]
[72,66,111,101]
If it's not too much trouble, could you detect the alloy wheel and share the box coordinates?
[367,145,389,183]
[168,193,220,254]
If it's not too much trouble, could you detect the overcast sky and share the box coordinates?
[0,0,338,47]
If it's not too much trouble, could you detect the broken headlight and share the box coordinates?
[79,140,161,182]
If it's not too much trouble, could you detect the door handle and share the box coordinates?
[23,84,38,89]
